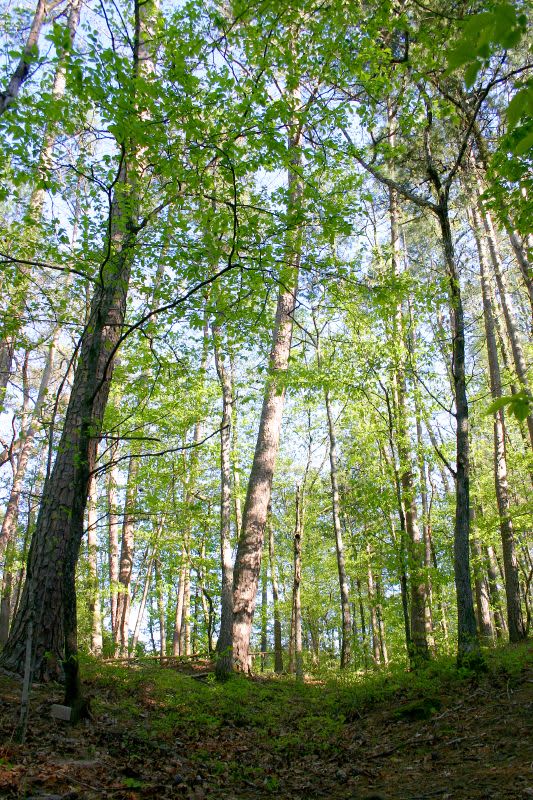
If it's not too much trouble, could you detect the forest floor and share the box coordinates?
[0,641,531,800]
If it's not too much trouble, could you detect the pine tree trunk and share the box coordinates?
[0,0,158,680]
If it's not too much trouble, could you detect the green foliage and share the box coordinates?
[486,390,532,422]
[446,2,527,86]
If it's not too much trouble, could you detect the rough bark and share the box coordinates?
[0,0,158,680]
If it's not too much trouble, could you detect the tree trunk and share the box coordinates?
[0,540,15,644]
[388,145,428,665]
[268,509,284,674]
[87,474,103,655]
[0,0,47,115]
[131,547,155,654]
[231,104,302,674]
[475,184,533,449]
[485,544,508,637]
[470,203,527,642]
[155,558,166,661]
[213,328,234,677]
[292,483,304,680]
[107,443,120,642]
[0,0,158,680]
[437,196,480,665]
[115,458,139,656]
[260,556,268,673]
[366,550,381,666]
[325,390,352,668]
[470,535,494,641]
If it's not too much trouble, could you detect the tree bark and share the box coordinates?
[325,390,352,668]
[0,0,47,115]
[437,196,480,665]
[87,473,103,655]
[115,458,138,656]
[213,328,235,677]
[470,202,527,642]
[0,0,158,680]
[231,104,302,674]
[292,483,304,680]
[268,508,284,674]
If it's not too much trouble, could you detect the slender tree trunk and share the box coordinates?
[231,101,302,674]
[268,508,284,674]
[87,474,102,655]
[155,558,166,661]
[474,184,533,449]
[471,203,527,642]
[213,328,234,677]
[376,577,389,666]
[0,0,47,115]
[470,534,494,641]
[115,458,138,656]
[173,557,186,657]
[366,549,381,666]
[0,0,82,413]
[260,556,267,673]
[292,483,303,681]
[388,144,428,665]
[325,391,352,667]
[107,443,120,642]
[131,548,154,654]
[0,540,15,644]
[437,196,480,665]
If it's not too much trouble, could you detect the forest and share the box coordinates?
[0,0,531,796]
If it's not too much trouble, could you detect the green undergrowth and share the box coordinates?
[78,640,531,747]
